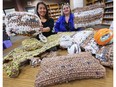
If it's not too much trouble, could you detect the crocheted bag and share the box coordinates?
[73,3,105,28]
[35,52,106,87]
[5,12,47,43]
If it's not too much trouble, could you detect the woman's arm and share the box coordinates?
[54,18,61,32]
[42,27,50,32]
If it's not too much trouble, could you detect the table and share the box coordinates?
[3,38,113,87]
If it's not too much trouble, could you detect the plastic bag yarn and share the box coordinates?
[22,38,43,51]
[96,44,113,68]
[5,12,41,36]
[59,35,73,48]
[59,30,93,49]
[3,32,75,78]
[73,3,105,28]
[5,12,47,43]
[68,43,81,54]
[72,30,94,45]
[35,52,106,87]
[81,33,100,54]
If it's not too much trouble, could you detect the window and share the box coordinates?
[25,7,35,13]
[4,8,15,14]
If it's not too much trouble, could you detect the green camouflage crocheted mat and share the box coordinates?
[3,32,75,78]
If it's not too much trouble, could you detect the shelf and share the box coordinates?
[104,12,113,14]
[86,3,92,5]
[102,0,113,26]
[49,4,58,6]
[102,23,110,26]
[105,1,113,4]
[50,10,61,13]
[51,14,61,17]
[105,6,113,9]
[103,17,113,19]
[94,0,99,3]
[49,6,59,9]
[52,17,58,20]
[47,3,61,21]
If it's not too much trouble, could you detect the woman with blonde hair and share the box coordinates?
[54,3,75,32]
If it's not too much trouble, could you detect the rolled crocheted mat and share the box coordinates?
[5,12,42,36]
[73,3,105,28]
[35,52,106,87]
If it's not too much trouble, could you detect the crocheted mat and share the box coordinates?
[3,32,75,77]
[35,52,106,87]
[73,3,105,28]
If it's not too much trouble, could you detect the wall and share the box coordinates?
[70,0,86,10]
[3,0,69,11]
[22,0,68,7]
[3,0,15,9]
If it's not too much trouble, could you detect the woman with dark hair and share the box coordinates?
[54,3,76,32]
[35,2,54,37]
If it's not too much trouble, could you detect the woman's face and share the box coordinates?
[38,4,46,17]
[63,5,70,15]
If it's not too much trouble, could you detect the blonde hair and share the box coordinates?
[61,3,71,15]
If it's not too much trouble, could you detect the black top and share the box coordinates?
[36,18,55,40]
[42,18,54,37]
[65,21,70,31]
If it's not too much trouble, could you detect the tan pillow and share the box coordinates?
[35,52,106,87]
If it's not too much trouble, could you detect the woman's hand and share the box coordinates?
[39,24,50,32]
[40,24,43,32]
[42,27,50,32]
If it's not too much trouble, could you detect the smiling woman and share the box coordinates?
[35,2,55,38]
[54,3,76,32]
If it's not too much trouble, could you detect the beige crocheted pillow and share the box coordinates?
[35,52,106,87]
[22,38,43,51]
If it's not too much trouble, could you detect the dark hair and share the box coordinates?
[35,2,49,20]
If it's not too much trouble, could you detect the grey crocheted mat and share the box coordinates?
[35,52,106,87]
[81,33,113,68]
[73,3,105,28]
[96,44,113,68]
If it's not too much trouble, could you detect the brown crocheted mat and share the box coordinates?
[35,52,106,87]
